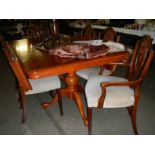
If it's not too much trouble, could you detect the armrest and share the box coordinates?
[98,62,130,76]
[100,79,142,88]
[98,62,129,76]
[109,62,129,67]
[99,51,130,75]
[97,78,143,108]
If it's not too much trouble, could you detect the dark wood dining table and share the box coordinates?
[9,38,129,126]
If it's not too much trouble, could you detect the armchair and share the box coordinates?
[85,35,154,134]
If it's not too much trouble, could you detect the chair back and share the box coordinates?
[1,36,32,92]
[127,35,153,81]
[81,25,96,40]
[27,25,50,43]
[99,27,120,42]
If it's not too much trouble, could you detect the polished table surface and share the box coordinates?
[10,38,129,126]
[10,39,129,79]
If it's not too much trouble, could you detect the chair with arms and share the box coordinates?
[76,27,121,80]
[0,36,62,123]
[85,35,154,134]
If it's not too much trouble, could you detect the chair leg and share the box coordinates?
[18,91,22,110]
[57,90,63,116]
[87,107,92,135]
[131,106,138,135]
[127,107,132,116]
[49,90,56,98]
[15,78,19,98]
[19,89,26,123]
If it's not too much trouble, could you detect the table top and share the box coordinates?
[10,38,129,79]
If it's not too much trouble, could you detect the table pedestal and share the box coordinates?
[42,72,88,126]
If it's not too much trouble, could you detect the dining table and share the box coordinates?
[9,37,129,127]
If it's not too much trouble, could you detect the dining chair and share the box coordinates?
[74,25,97,41]
[0,36,62,123]
[81,25,97,40]
[98,27,120,42]
[85,35,154,134]
[76,27,121,80]
[27,24,51,43]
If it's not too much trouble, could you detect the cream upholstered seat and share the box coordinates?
[85,75,134,108]
[85,35,154,135]
[26,76,60,95]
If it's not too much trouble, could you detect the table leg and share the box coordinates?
[42,94,58,109]
[73,92,88,126]
[42,72,88,127]
[61,72,88,126]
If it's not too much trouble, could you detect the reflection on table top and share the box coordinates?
[10,38,129,79]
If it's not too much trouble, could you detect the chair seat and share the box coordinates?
[26,76,61,95]
[76,67,112,80]
[85,76,135,108]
